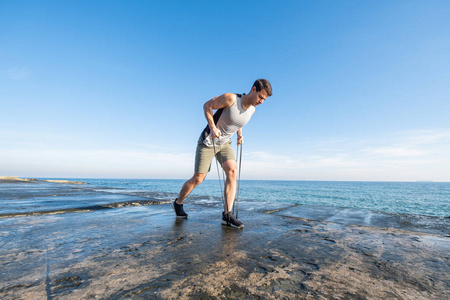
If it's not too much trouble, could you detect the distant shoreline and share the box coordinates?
[0,176,85,185]
[6,177,447,183]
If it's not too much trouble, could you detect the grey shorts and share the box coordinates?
[194,141,236,174]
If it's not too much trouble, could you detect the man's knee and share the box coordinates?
[225,168,237,180]
[222,160,237,180]
[192,173,206,186]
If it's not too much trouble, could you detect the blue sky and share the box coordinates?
[1,0,449,181]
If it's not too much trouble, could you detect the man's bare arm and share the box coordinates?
[203,93,236,138]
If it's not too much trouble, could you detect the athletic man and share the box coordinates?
[172,79,272,228]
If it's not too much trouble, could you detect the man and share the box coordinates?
[172,79,272,228]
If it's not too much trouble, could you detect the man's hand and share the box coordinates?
[211,126,222,138]
[237,135,244,145]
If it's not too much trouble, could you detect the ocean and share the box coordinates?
[56,179,450,218]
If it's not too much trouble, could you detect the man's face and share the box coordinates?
[252,88,268,107]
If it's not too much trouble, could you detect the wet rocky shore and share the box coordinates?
[0,179,449,299]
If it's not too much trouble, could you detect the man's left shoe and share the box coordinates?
[222,212,244,229]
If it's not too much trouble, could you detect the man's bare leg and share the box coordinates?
[176,172,207,204]
[221,159,243,228]
[222,160,237,213]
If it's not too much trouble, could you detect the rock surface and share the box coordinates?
[0,180,449,299]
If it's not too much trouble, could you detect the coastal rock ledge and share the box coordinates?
[0,176,84,185]
[0,180,449,299]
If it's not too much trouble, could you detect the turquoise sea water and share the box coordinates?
[56,179,450,218]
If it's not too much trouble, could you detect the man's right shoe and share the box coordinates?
[172,199,188,219]
[222,212,244,229]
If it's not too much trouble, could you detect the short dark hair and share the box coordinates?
[253,79,272,96]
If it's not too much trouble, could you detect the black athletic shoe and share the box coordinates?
[222,212,244,229]
[172,199,188,219]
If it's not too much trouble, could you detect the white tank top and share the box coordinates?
[200,94,255,147]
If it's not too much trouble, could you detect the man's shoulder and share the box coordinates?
[220,93,237,107]
[222,93,237,100]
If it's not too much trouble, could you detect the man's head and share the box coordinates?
[249,79,272,107]
[253,79,272,97]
